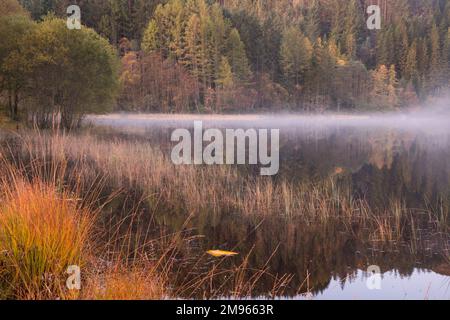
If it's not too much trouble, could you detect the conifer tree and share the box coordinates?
[227,28,252,83]
[304,0,320,42]
[429,23,442,91]
[216,56,233,89]
[342,0,362,59]
[142,19,159,53]
[280,27,312,86]
[396,23,409,76]
[404,40,418,81]
[388,65,399,107]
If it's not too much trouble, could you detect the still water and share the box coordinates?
[90,113,450,300]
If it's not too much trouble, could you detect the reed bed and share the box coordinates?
[12,131,373,222]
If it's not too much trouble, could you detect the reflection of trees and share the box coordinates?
[352,140,450,214]
[166,211,448,297]
[280,127,450,213]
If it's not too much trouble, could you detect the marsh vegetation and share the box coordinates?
[0,114,448,299]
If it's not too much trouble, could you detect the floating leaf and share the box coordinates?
[207,250,238,257]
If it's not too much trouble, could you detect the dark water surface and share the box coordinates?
[90,114,450,299]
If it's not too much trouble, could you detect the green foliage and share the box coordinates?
[280,27,312,86]
[3,16,119,128]
[216,56,233,89]
[0,14,35,120]
[226,28,252,83]
[142,20,159,53]
[404,40,418,81]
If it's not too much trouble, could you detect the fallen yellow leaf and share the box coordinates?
[207,250,238,257]
[333,167,344,175]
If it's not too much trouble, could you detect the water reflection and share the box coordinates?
[301,269,449,300]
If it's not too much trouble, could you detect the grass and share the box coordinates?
[82,265,166,300]
[12,130,372,221]
[0,156,171,300]
[0,176,93,299]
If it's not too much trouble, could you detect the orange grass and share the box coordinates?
[82,265,166,300]
[0,177,93,299]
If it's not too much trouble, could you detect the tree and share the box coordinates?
[216,56,233,89]
[1,0,28,18]
[377,27,396,67]
[118,52,199,112]
[304,0,320,42]
[5,16,119,129]
[370,64,389,108]
[429,23,443,92]
[280,27,312,86]
[444,28,450,87]
[142,19,159,53]
[229,10,264,73]
[342,0,362,59]
[387,65,399,107]
[227,28,252,83]
[395,23,409,76]
[18,0,57,20]
[215,56,234,111]
[0,14,35,120]
[404,40,418,82]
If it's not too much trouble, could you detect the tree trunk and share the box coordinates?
[13,91,19,121]
[8,90,13,119]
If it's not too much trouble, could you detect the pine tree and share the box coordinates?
[395,23,409,76]
[387,65,398,107]
[142,19,159,53]
[342,0,362,59]
[429,23,442,91]
[304,0,320,42]
[370,64,389,108]
[209,3,230,83]
[416,38,429,75]
[227,28,251,83]
[216,56,233,89]
[184,14,202,83]
[443,28,450,87]
[330,0,344,45]
[377,27,396,67]
[404,40,418,81]
[280,27,312,86]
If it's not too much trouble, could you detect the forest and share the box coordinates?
[1,0,450,121]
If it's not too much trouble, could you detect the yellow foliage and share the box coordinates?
[207,250,239,257]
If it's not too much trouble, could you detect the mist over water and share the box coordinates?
[88,107,450,134]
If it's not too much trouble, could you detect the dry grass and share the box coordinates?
[0,170,169,300]
[14,131,371,222]
[0,142,169,300]
[82,265,166,300]
[0,177,92,299]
